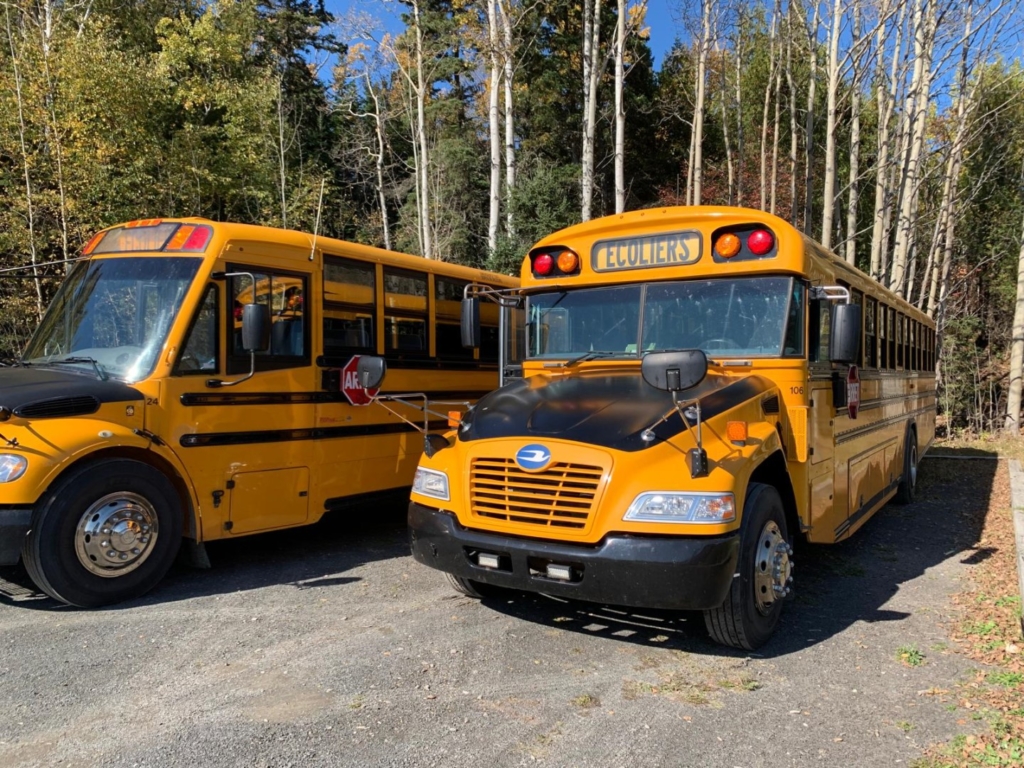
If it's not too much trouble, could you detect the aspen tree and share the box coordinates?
[692,0,713,205]
[487,0,501,252]
[820,0,843,249]
[581,0,601,221]
[759,0,780,212]
[614,0,626,212]
[1005,203,1024,433]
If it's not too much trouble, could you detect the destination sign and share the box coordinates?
[591,230,702,272]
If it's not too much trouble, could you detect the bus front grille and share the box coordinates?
[469,459,603,530]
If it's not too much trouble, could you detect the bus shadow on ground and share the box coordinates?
[0,491,413,612]
[473,451,999,658]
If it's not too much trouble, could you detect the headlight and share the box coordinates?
[412,467,450,501]
[0,454,27,483]
[623,492,735,524]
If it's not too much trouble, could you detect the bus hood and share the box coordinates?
[0,366,142,419]
[458,370,775,452]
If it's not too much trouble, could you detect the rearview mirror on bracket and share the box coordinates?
[829,303,862,364]
[356,355,387,391]
[641,349,709,392]
[461,297,481,348]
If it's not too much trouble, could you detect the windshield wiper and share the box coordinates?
[44,356,108,381]
[546,350,623,368]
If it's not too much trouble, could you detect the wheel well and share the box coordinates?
[748,450,800,543]
[48,448,197,539]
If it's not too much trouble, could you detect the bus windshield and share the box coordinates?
[23,256,202,381]
[526,276,803,359]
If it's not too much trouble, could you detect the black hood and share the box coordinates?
[0,366,142,418]
[459,369,774,452]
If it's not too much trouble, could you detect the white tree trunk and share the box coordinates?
[801,3,820,234]
[869,0,902,280]
[486,0,501,253]
[614,0,626,213]
[785,10,798,222]
[758,2,779,211]
[581,0,601,221]
[844,0,863,265]
[1005,207,1024,432]
[890,0,935,296]
[692,0,712,205]
[820,0,842,249]
[498,0,517,234]
[412,0,433,258]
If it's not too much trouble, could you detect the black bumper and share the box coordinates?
[0,507,31,566]
[408,502,740,611]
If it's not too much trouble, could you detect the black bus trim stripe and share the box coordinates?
[179,420,450,447]
[180,390,489,406]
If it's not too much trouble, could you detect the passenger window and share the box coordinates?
[865,297,877,368]
[436,277,473,359]
[385,268,427,356]
[810,300,831,363]
[228,267,308,373]
[896,314,904,368]
[323,256,376,358]
[176,285,218,374]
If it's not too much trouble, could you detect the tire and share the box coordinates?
[444,572,504,599]
[22,459,183,607]
[703,483,791,650]
[893,427,918,505]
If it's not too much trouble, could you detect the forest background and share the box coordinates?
[0,0,1022,432]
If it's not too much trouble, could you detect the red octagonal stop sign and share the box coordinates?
[847,364,860,420]
[341,355,378,406]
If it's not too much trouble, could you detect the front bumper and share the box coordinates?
[0,507,32,565]
[408,502,740,611]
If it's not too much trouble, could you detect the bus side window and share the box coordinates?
[323,256,376,358]
[228,268,309,374]
[810,299,831,363]
[384,268,427,357]
[435,277,473,359]
[865,297,877,368]
[176,284,218,374]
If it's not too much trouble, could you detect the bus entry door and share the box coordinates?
[228,467,309,535]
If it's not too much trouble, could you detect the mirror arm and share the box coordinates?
[640,395,708,479]
[206,351,256,388]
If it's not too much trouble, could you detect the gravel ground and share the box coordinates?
[0,456,1001,768]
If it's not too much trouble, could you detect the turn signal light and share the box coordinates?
[448,410,462,428]
[533,253,554,276]
[556,250,579,273]
[715,233,741,258]
[726,421,748,444]
[748,229,775,255]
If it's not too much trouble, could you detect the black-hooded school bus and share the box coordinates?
[0,219,516,607]
[402,206,936,650]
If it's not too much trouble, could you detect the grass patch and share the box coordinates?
[897,644,926,667]
[897,720,916,732]
[986,671,1024,689]
[570,693,600,708]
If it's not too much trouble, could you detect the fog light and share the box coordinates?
[546,564,572,581]
[477,552,500,569]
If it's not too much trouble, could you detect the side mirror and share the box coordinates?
[641,349,708,392]
[829,303,862,364]
[356,355,387,390]
[461,297,481,348]
[241,303,271,352]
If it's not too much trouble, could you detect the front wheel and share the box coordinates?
[443,572,506,599]
[22,459,183,607]
[703,483,792,650]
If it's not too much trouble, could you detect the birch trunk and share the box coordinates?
[759,1,779,212]
[486,0,501,253]
[890,0,935,296]
[844,0,863,265]
[802,2,821,234]
[581,0,601,221]
[820,0,842,249]
[412,0,433,258]
[614,0,626,213]
[692,0,712,205]
[1005,207,1024,433]
[785,10,798,222]
[499,0,517,234]
[733,17,743,206]
[366,75,392,251]
[869,0,903,280]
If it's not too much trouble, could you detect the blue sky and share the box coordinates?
[326,0,681,70]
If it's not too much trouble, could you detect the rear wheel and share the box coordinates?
[444,572,505,599]
[894,427,918,505]
[22,459,183,607]
[704,483,792,650]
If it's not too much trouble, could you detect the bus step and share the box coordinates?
[0,572,46,602]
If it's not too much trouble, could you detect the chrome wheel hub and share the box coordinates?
[753,520,793,615]
[909,443,918,488]
[75,492,159,578]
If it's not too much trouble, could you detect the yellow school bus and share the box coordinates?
[403,206,936,650]
[0,218,517,607]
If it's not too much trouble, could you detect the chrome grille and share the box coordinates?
[469,458,603,529]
